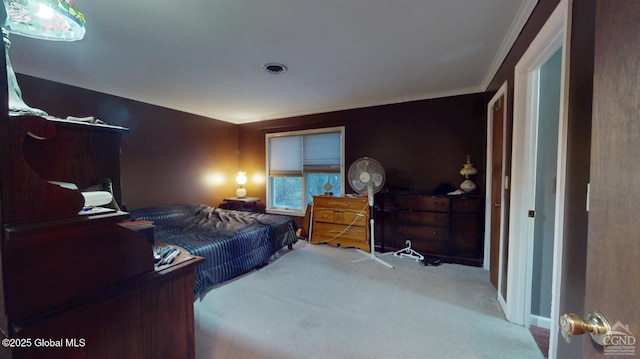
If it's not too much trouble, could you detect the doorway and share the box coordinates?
[531,47,562,330]
[506,1,570,357]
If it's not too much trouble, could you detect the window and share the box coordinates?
[266,127,344,216]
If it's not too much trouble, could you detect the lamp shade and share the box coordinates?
[235,172,247,185]
[459,162,478,177]
[459,156,478,177]
[3,0,86,41]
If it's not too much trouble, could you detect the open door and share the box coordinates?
[559,2,640,357]
[485,82,509,310]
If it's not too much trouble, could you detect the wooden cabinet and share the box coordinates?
[451,196,484,262]
[0,116,202,358]
[310,195,370,252]
[389,193,483,266]
[6,238,202,359]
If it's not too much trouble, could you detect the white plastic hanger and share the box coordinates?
[393,240,424,262]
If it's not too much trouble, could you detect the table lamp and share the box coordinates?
[459,155,478,192]
[235,171,247,198]
[2,0,86,116]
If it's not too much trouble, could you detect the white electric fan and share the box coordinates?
[348,157,393,269]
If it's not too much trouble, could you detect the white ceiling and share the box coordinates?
[8,0,536,124]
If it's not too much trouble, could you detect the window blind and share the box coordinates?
[269,136,302,176]
[303,132,341,172]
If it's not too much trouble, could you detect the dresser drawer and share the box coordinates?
[311,222,368,243]
[402,236,449,256]
[314,209,336,223]
[395,210,449,227]
[395,224,449,240]
[395,195,450,212]
[313,195,368,211]
[452,197,483,213]
[340,211,368,226]
[314,209,367,226]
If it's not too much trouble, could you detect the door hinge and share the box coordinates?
[528,210,535,218]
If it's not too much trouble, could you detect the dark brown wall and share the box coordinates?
[18,74,485,213]
[238,93,486,210]
[17,74,239,210]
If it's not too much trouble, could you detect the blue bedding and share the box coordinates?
[129,204,298,295]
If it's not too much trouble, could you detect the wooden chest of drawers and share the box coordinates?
[310,195,370,252]
[390,193,483,266]
[394,195,450,256]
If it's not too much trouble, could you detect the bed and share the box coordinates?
[128,204,298,296]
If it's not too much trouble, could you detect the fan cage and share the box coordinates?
[347,157,386,195]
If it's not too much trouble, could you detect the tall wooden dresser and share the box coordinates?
[0,116,202,359]
[310,195,370,252]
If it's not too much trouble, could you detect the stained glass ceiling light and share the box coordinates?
[2,0,86,116]
[3,0,86,41]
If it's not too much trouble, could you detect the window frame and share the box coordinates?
[265,126,345,216]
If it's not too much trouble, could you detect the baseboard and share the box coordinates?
[530,314,551,329]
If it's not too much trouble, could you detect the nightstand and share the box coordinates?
[221,197,260,212]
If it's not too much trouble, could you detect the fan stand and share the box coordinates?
[352,186,393,269]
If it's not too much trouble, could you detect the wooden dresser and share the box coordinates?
[389,193,484,266]
[310,195,370,252]
[0,116,202,359]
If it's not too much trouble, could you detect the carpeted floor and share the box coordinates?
[194,241,543,359]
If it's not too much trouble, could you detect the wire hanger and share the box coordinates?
[393,240,424,262]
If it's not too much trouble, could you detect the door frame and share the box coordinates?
[507,1,570,355]
[484,81,508,310]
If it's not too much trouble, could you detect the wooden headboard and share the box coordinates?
[0,116,128,223]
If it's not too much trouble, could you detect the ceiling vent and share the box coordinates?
[262,63,287,75]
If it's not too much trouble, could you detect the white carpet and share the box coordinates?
[194,241,543,359]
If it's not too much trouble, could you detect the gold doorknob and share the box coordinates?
[560,311,611,346]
